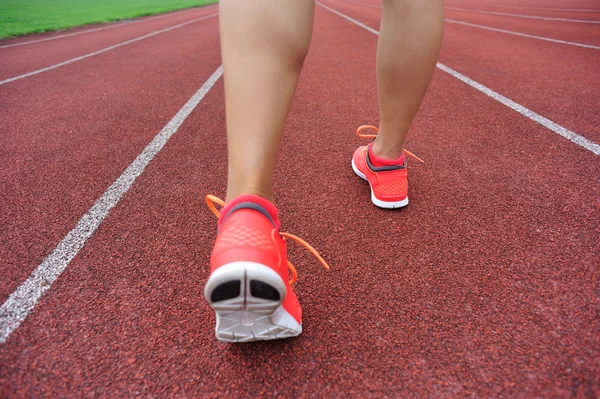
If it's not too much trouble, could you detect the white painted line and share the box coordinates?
[0,7,203,50]
[0,23,133,49]
[487,5,600,12]
[446,7,600,24]
[317,2,600,156]
[446,18,600,49]
[435,64,600,155]
[0,13,217,85]
[0,66,223,344]
[339,1,599,49]
[320,3,380,35]
[345,0,382,9]
[343,0,600,14]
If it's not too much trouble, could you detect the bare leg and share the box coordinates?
[219,0,315,202]
[373,0,444,160]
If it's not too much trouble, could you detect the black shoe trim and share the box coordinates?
[221,202,276,228]
[366,151,406,172]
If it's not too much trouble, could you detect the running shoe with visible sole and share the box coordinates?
[204,194,329,343]
[351,125,423,209]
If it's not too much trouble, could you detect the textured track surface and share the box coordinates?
[1,0,599,397]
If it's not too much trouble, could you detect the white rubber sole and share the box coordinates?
[204,261,302,343]
[351,158,409,209]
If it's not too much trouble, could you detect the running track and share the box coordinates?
[1,0,599,396]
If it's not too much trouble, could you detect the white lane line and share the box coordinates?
[345,0,382,9]
[0,23,133,49]
[0,7,203,50]
[317,2,600,156]
[0,66,223,344]
[445,18,600,49]
[340,0,600,15]
[486,5,600,12]
[446,7,600,24]
[435,64,600,155]
[0,13,217,85]
[338,0,599,49]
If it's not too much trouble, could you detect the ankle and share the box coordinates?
[226,184,274,203]
[220,193,279,227]
[371,138,405,160]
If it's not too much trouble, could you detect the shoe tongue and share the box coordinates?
[219,194,280,228]
[368,145,406,167]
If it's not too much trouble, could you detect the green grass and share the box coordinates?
[0,0,218,39]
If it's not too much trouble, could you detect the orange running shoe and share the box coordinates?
[204,194,329,343]
[351,125,423,209]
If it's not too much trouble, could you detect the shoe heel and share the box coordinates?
[205,262,300,342]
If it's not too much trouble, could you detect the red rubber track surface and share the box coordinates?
[443,10,600,44]
[0,5,220,303]
[355,0,600,45]
[329,0,600,143]
[1,1,599,398]
[360,0,600,15]
[451,0,600,10]
[446,6,600,20]
[0,7,210,48]
[0,7,218,82]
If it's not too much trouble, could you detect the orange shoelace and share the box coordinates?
[206,195,330,285]
[356,125,424,163]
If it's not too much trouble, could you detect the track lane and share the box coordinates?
[1,5,598,397]
[444,19,599,50]
[0,4,218,82]
[449,1,600,14]
[340,0,600,45]
[359,0,600,13]
[444,9,600,45]
[452,4,600,14]
[0,7,210,49]
[440,22,600,143]
[0,18,221,304]
[448,0,600,8]
[0,21,133,49]
[445,6,600,22]
[326,0,600,144]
